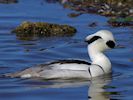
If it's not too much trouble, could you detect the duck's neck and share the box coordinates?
[88,46,112,73]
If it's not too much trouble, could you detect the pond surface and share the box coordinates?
[0,0,133,100]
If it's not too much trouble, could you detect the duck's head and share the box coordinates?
[85,30,116,52]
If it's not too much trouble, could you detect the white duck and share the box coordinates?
[6,30,115,79]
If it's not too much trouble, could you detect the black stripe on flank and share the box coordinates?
[49,60,91,65]
[94,64,105,74]
[85,36,101,44]
[88,67,92,78]
[97,65,105,73]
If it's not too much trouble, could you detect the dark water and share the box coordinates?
[0,0,133,100]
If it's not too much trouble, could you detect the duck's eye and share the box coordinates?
[85,36,102,44]
[106,40,115,48]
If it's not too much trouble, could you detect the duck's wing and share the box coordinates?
[4,60,91,78]
[48,60,91,65]
[47,59,91,70]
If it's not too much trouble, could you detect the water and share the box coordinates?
[0,0,133,100]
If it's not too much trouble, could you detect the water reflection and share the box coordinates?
[44,0,59,3]
[20,78,90,88]
[0,0,18,4]
[19,74,117,100]
[88,75,112,100]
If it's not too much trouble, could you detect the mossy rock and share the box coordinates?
[12,21,77,40]
[108,17,133,27]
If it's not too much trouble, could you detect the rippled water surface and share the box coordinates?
[0,0,133,100]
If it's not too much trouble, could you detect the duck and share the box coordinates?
[5,30,115,79]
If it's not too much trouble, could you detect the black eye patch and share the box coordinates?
[85,36,102,44]
[106,40,115,48]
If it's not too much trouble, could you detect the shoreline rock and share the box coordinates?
[59,0,133,27]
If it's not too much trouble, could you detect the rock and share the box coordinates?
[108,17,133,27]
[58,0,133,17]
[12,21,77,40]
[88,22,97,27]
[98,3,114,16]
[68,12,82,18]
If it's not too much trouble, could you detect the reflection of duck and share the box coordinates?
[13,75,112,100]
[88,75,112,100]
[5,30,115,79]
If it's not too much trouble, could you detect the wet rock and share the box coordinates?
[12,21,77,40]
[68,12,82,18]
[98,3,115,16]
[0,0,18,4]
[59,0,133,17]
[58,0,133,27]
[108,17,133,27]
[62,1,98,14]
[88,22,97,27]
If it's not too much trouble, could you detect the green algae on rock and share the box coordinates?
[108,17,133,27]
[12,21,77,40]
